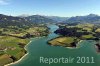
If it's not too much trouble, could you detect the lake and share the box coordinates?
[10,24,100,66]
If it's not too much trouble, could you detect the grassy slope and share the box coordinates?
[48,37,76,47]
[0,25,49,66]
[0,36,30,65]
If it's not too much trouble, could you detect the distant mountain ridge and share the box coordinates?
[0,14,56,27]
[19,15,69,22]
[0,14,100,28]
[64,14,100,24]
[24,15,57,23]
[0,14,33,28]
[44,16,69,22]
[20,14,100,24]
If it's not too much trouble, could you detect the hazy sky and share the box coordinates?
[0,0,100,17]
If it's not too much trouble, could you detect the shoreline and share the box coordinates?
[48,37,83,49]
[66,40,83,49]
[4,36,45,66]
[4,41,32,66]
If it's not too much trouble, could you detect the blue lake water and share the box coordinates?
[10,25,100,66]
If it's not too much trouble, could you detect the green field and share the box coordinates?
[0,24,49,66]
[48,37,79,47]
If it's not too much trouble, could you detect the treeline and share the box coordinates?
[54,27,91,37]
[55,24,100,40]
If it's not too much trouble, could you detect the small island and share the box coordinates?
[48,23,100,48]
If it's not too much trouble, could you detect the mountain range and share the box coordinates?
[0,14,100,28]
[64,14,100,24]
[44,16,68,22]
